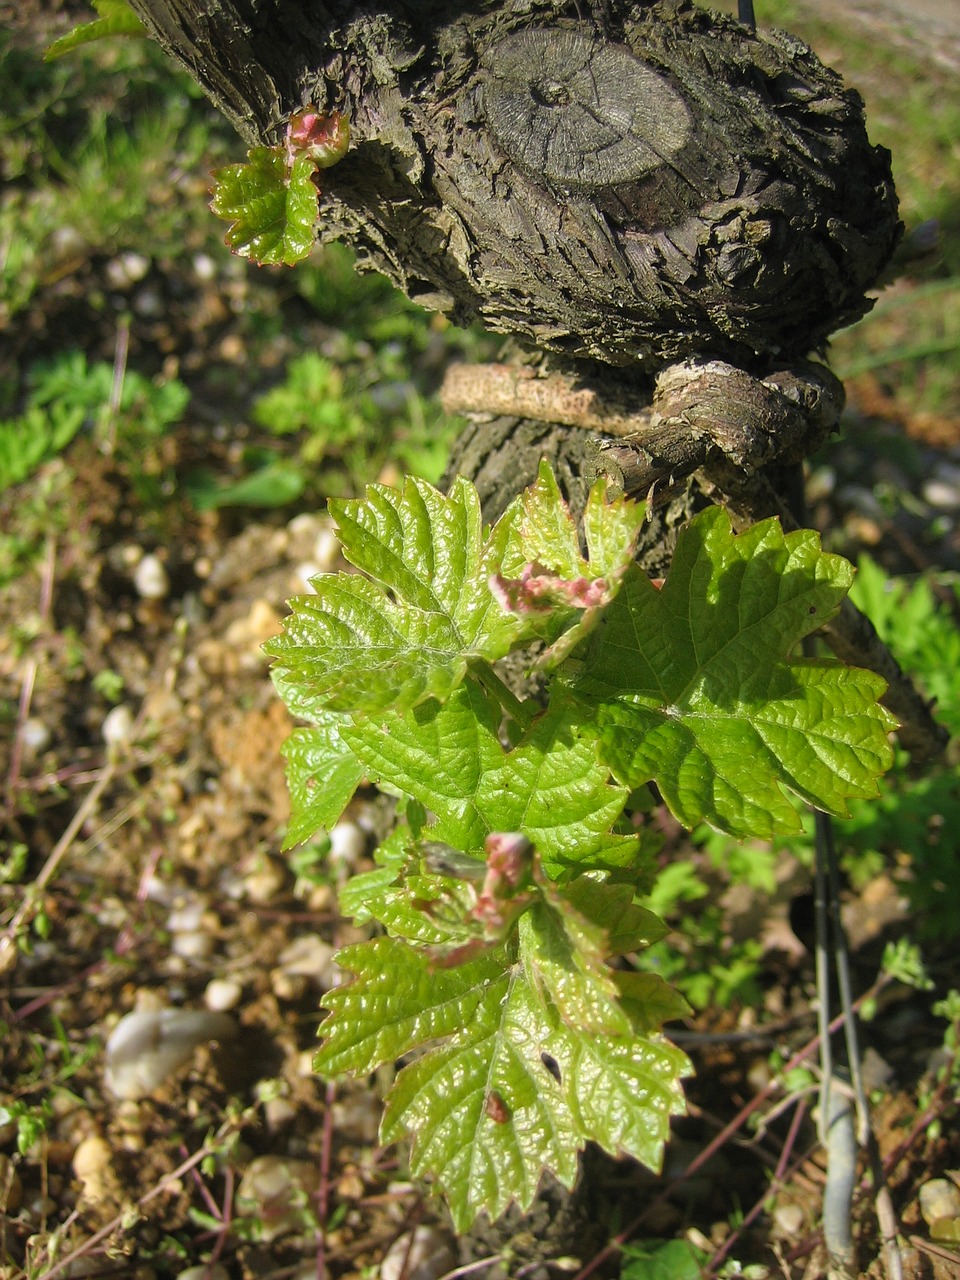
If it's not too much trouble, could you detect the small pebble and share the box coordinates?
[919,1177,960,1228]
[243,858,287,905]
[167,901,206,931]
[102,704,136,747]
[328,821,365,870]
[204,978,242,1012]
[21,717,52,755]
[192,253,217,282]
[805,465,835,503]
[236,1156,320,1241]
[104,1008,237,1100]
[134,553,170,600]
[105,252,150,289]
[270,970,308,1001]
[176,1267,229,1280]
[278,934,336,984]
[380,1226,456,1280]
[773,1201,804,1237]
[170,931,214,961]
[51,225,86,258]
[331,1093,382,1144]
[72,1135,117,1204]
[133,287,164,319]
[313,524,340,572]
[923,480,960,511]
[264,1096,297,1131]
[293,562,322,593]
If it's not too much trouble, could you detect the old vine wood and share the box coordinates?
[129,0,898,370]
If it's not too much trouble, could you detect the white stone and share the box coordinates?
[204,978,242,1012]
[104,1008,236,1100]
[191,253,217,283]
[105,252,150,289]
[167,901,208,934]
[313,524,340,572]
[923,480,960,511]
[243,860,286,905]
[919,1177,960,1227]
[21,717,51,754]
[380,1226,456,1280]
[134,553,170,600]
[293,561,322,592]
[236,1156,320,1241]
[328,821,365,869]
[102,704,136,747]
[278,934,336,983]
[170,931,214,961]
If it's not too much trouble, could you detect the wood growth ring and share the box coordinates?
[481,27,691,188]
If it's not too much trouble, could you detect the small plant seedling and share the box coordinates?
[211,108,350,266]
[268,462,895,1228]
[43,0,146,61]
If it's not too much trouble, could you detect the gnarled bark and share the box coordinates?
[129,0,899,370]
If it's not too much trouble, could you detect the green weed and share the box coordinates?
[0,31,232,328]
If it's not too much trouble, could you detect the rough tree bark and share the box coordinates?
[129,0,898,371]
[126,0,904,570]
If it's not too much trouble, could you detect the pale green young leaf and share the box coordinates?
[280,719,364,849]
[336,826,410,924]
[267,478,527,716]
[210,149,318,266]
[542,1013,689,1173]
[339,682,502,851]
[340,687,641,876]
[475,701,641,876]
[613,970,694,1033]
[581,476,647,581]
[574,508,896,838]
[519,902,631,1035]
[315,936,511,1078]
[492,463,645,668]
[379,962,580,1230]
[562,877,669,954]
[508,459,584,578]
[369,872,485,946]
[320,938,689,1229]
[44,0,145,60]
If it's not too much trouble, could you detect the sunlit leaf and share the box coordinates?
[210,148,318,266]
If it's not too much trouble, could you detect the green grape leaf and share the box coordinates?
[519,901,630,1035]
[340,685,641,877]
[562,877,669,954]
[318,937,689,1230]
[280,717,364,849]
[573,508,896,838]
[492,461,645,667]
[613,971,694,1033]
[477,701,641,875]
[266,477,527,716]
[337,825,410,924]
[210,148,318,266]
[44,0,145,60]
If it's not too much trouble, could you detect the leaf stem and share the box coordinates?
[470,660,537,731]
